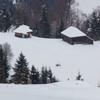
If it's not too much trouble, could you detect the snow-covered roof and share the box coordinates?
[61,26,86,38]
[13,25,33,34]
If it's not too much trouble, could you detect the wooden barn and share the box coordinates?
[13,25,33,38]
[61,26,93,45]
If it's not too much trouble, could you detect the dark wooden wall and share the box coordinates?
[62,35,73,45]
[72,36,93,44]
[62,35,93,45]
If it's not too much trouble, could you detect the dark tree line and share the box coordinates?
[15,0,79,38]
[0,0,15,32]
[2,0,100,40]
[83,7,100,41]
[0,44,58,84]
[11,52,58,84]
[41,66,58,84]
[0,0,86,38]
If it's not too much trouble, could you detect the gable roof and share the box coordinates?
[13,25,33,35]
[61,26,86,38]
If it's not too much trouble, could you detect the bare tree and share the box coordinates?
[3,43,13,62]
[0,43,13,83]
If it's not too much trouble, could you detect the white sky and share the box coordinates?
[76,0,100,14]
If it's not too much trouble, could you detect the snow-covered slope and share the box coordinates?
[76,0,100,14]
[0,81,100,100]
[0,32,100,86]
[0,82,100,100]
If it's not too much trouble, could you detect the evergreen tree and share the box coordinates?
[0,45,4,67]
[30,65,40,84]
[41,67,48,84]
[0,0,14,32]
[85,11,100,40]
[39,5,51,38]
[41,67,58,84]
[0,45,5,83]
[12,52,29,84]
[47,68,54,83]
[56,19,64,38]
[47,68,58,83]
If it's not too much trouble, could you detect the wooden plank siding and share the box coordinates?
[71,36,93,45]
[62,35,93,45]
[15,33,30,38]
[62,35,73,45]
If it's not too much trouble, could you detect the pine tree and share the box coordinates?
[39,5,51,38]
[41,67,58,84]
[47,68,53,83]
[41,67,48,84]
[89,12,98,40]
[0,45,5,83]
[0,0,14,32]
[0,45,4,67]
[47,68,58,83]
[12,52,29,84]
[56,19,64,38]
[85,11,100,40]
[30,65,40,84]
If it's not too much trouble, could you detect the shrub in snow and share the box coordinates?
[76,71,82,81]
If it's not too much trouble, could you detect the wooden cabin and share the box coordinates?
[14,25,33,38]
[61,26,93,45]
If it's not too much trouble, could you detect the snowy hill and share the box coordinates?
[0,32,100,86]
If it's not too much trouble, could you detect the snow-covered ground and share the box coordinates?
[0,81,100,100]
[0,32,100,86]
[76,0,100,14]
[1,32,100,99]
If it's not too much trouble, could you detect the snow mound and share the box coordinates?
[53,81,95,88]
